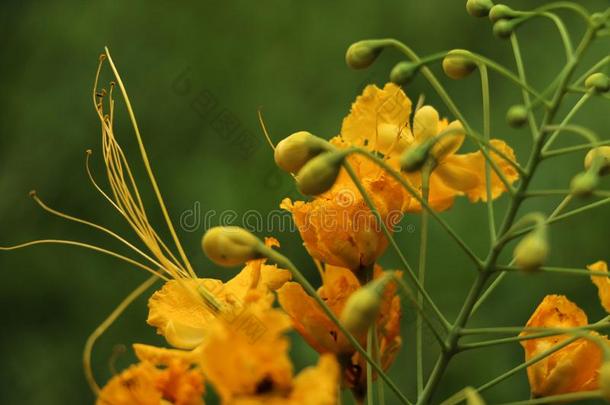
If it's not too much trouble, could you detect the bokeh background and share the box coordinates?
[1,0,609,403]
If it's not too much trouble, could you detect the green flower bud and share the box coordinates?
[599,362,610,402]
[570,171,599,197]
[464,387,486,405]
[340,276,390,335]
[442,50,477,80]
[346,40,386,70]
[274,131,330,174]
[513,229,549,272]
[506,105,528,128]
[493,19,515,39]
[296,151,347,196]
[489,4,517,23]
[585,146,610,176]
[466,0,494,18]
[399,144,430,172]
[585,73,610,94]
[390,61,419,85]
[202,226,262,267]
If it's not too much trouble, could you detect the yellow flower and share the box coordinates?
[277,264,401,388]
[228,354,340,405]
[519,295,609,397]
[589,260,610,313]
[96,348,205,405]
[147,240,291,349]
[281,83,518,270]
[197,300,294,402]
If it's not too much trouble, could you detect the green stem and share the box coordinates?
[497,264,610,277]
[260,247,412,405]
[343,160,452,331]
[417,165,431,395]
[541,93,592,153]
[367,327,374,405]
[543,139,610,158]
[459,321,610,350]
[510,34,538,139]
[479,64,496,242]
[497,390,601,405]
[351,149,483,270]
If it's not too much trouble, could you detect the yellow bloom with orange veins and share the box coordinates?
[96,355,205,405]
[589,260,610,313]
[277,264,401,387]
[520,294,609,398]
[147,243,291,350]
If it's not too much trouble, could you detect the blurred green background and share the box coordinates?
[1,0,609,403]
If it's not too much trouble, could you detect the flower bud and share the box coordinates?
[513,229,549,272]
[431,121,465,160]
[585,73,610,94]
[570,171,599,197]
[489,4,517,23]
[296,151,347,196]
[442,50,477,80]
[274,131,330,174]
[493,19,515,39]
[340,277,389,334]
[390,61,419,85]
[400,144,430,172]
[585,146,610,176]
[466,0,494,18]
[464,387,486,405]
[202,226,262,267]
[346,40,386,70]
[599,362,610,402]
[506,105,528,128]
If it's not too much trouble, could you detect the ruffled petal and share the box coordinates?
[340,83,413,157]
[589,260,610,313]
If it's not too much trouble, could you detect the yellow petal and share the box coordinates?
[340,83,413,157]
[413,105,440,142]
[589,260,610,313]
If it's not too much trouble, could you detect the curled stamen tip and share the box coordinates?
[98,53,106,62]
[110,81,116,87]
[86,149,93,155]
[29,190,37,197]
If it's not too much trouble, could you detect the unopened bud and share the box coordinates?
[464,387,486,405]
[466,0,494,18]
[431,121,465,160]
[202,226,262,267]
[585,73,610,94]
[400,144,430,172]
[600,362,610,401]
[585,146,610,176]
[341,277,389,334]
[390,61,419,85]
[442,50,477,80]
[296,151,347,196]
[506,105,528,128]
[274,131,330,174]
[489,4,517,23]
[346,40,386,70]
[493,19,515,39]
[514,230,549,272]
[570,171,599,197]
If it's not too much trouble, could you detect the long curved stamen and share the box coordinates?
[30,191,164,271]
[92,59,192,280]
[0,240,169,281]
[257,108,276,151]
[103,47,195,278]
[83,275,158,394]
